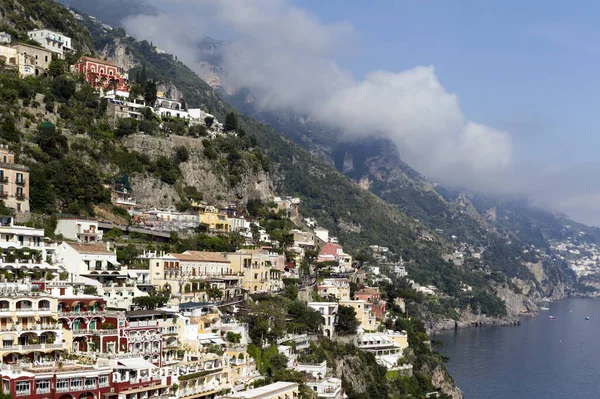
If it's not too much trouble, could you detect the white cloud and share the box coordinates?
[124,0,513,185]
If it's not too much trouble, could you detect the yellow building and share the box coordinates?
[224,250,283,294]
[175,352,230,399]
[198,205,231,231]
[339,299,377,332]
[220,381,299,399]
[0,283,65,365]
[145,251,242,303]
[0,145,30,212]
[317,278,351,301]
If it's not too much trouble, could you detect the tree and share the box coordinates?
[336,305,360,335]
[206,286,223,301]
[0,114,20,142]
[104,227,123,241]
[174,146,190,164]
[52,74,76,102]
[279,233,295,250]
[269,353,289,375]
[226,331,241,343]
[115,118,139,138]
[83,286,98,295]
[48,58,67,78]
[132,292,169,309]
[180,98,187,110]
[204,116,214,127]
[224,112,238,132]
[144,80,158,106]
[34,122,68,158]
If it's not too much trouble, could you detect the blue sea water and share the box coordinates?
[435,298,600,398]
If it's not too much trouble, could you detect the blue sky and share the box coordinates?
[296,0,600,164]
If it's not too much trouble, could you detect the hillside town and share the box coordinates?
[0,25,425,399]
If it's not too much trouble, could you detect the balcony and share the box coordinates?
[0,191,7,199]
[36,388,51,394]
[15,179,25,186]
[16,194,26,201]
[56,387,70,393]
[0,176,7,183]
[3,343,65,351]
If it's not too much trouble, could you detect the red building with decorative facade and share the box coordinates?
[72,56,129,93]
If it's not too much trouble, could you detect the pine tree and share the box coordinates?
[224,112,238,132]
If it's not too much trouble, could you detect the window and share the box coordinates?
[45,56,48,62]
[15,381,30,396]
[2,339,12,348]
[85,377,96,388]
[56,379,68,391]
[16,187,23,199]
[96,260,102,269]
[36,380,50,394]
[16,173,22,183]
[99,375,109,387]
[70,378,82,390]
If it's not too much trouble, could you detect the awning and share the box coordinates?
[0,333,15,340]
[210,338,226,345]
[128,271,138,278]
[116,358,157,370]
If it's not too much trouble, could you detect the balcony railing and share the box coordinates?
[36,388,51,394]
[15,179,25,186]
[73,329,118,336]
[0,177,7,183]
[2,343,64,351]
[59,310,121,317]
[56,387,70,393]
[0,192,8,199]
[16,194,26,201]
[0,324,62,333]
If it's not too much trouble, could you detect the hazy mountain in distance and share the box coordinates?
[57,0,157,26]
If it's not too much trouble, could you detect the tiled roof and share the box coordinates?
[67,242,113,255]
[172,251,230,263]
[76,55,118,67]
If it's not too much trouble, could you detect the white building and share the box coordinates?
[0,215,56,269]
[229,216,251,233]
[305,377,345,399]
[219,382,299,399]
[308,302,338,339]
[0,32,11,44]
[314,227,329,243]
[358,331,409,371]
[27,29,72,57]
[392,264,407,277]
[55,242,120,277]
[295,361,326,379]
[154,97,189,119]
[55,217,103,243]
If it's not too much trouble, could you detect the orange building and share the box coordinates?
[0,146,29,212]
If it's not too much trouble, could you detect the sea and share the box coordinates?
[435,298,600,398]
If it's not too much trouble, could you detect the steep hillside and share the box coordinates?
[70,13,524,311]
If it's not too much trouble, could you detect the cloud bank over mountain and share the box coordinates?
[122,0,513,187]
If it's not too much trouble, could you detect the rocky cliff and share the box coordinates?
[122,134,274,208]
